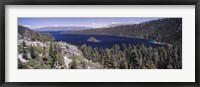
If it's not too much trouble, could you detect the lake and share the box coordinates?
[42,31,164,49]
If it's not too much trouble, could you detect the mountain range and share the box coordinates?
[62,18,182,45]
[33,26,91,31]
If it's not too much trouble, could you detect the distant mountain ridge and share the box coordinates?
[33,26,92,31]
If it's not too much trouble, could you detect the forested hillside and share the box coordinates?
[62,18,182,45]
[18,25,54,42]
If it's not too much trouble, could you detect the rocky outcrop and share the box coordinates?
[87,37,100,42]
[18,25,103,69]
[56,41,103,69]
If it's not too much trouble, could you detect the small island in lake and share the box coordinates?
[87,37,100,42]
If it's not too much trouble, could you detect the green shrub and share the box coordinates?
[68,56,84,61]
[74,56,84,61]
[55,53,65,67]
[37,64,51,69]
[33,46,43,53]
[18,45,23,53]
[27,59,41,69]
[18,59,29,69]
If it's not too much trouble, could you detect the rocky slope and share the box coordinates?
[18,26,103,69]
[18,37,103,69]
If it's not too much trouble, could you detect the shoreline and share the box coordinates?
[60,32,171,46]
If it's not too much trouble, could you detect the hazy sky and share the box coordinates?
[18,17,160,29]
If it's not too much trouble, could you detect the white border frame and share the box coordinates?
[5,5,195,82]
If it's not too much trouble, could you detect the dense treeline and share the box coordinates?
[63,18,182,45]
[18,25,54,42]
[79,44,182,69]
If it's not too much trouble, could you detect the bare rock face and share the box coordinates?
[18,34,22,39]
[18,39,47,47]
[18,53,29,63]
[57,42,83,57]
[56,42,103,69]
[53,61,62,69]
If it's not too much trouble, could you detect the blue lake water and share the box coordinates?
[42,31,164,49]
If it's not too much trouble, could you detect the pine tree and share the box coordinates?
[105,48,111,61]
[129,50,140,69]
[122,43,127,52]
[30,45,37,59]
[177,47,182,68]
[70,56,77,69]
[99,48,105,65]
[42,46,46,56]
[158,47,168,69]
[49,43,57,67]
[22,41,27,47]
[91,47,99,62]
[126,44,133,61]
[146,47,153,61]
[22,46,27,54]
[80,44,88,58]
[112,44,120,54]
[152,49,159,68]
[119,61,128,69]
[171,47,179,69]
[166,47,173,69]
[136,49,143,68]
[55,52,65,68]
